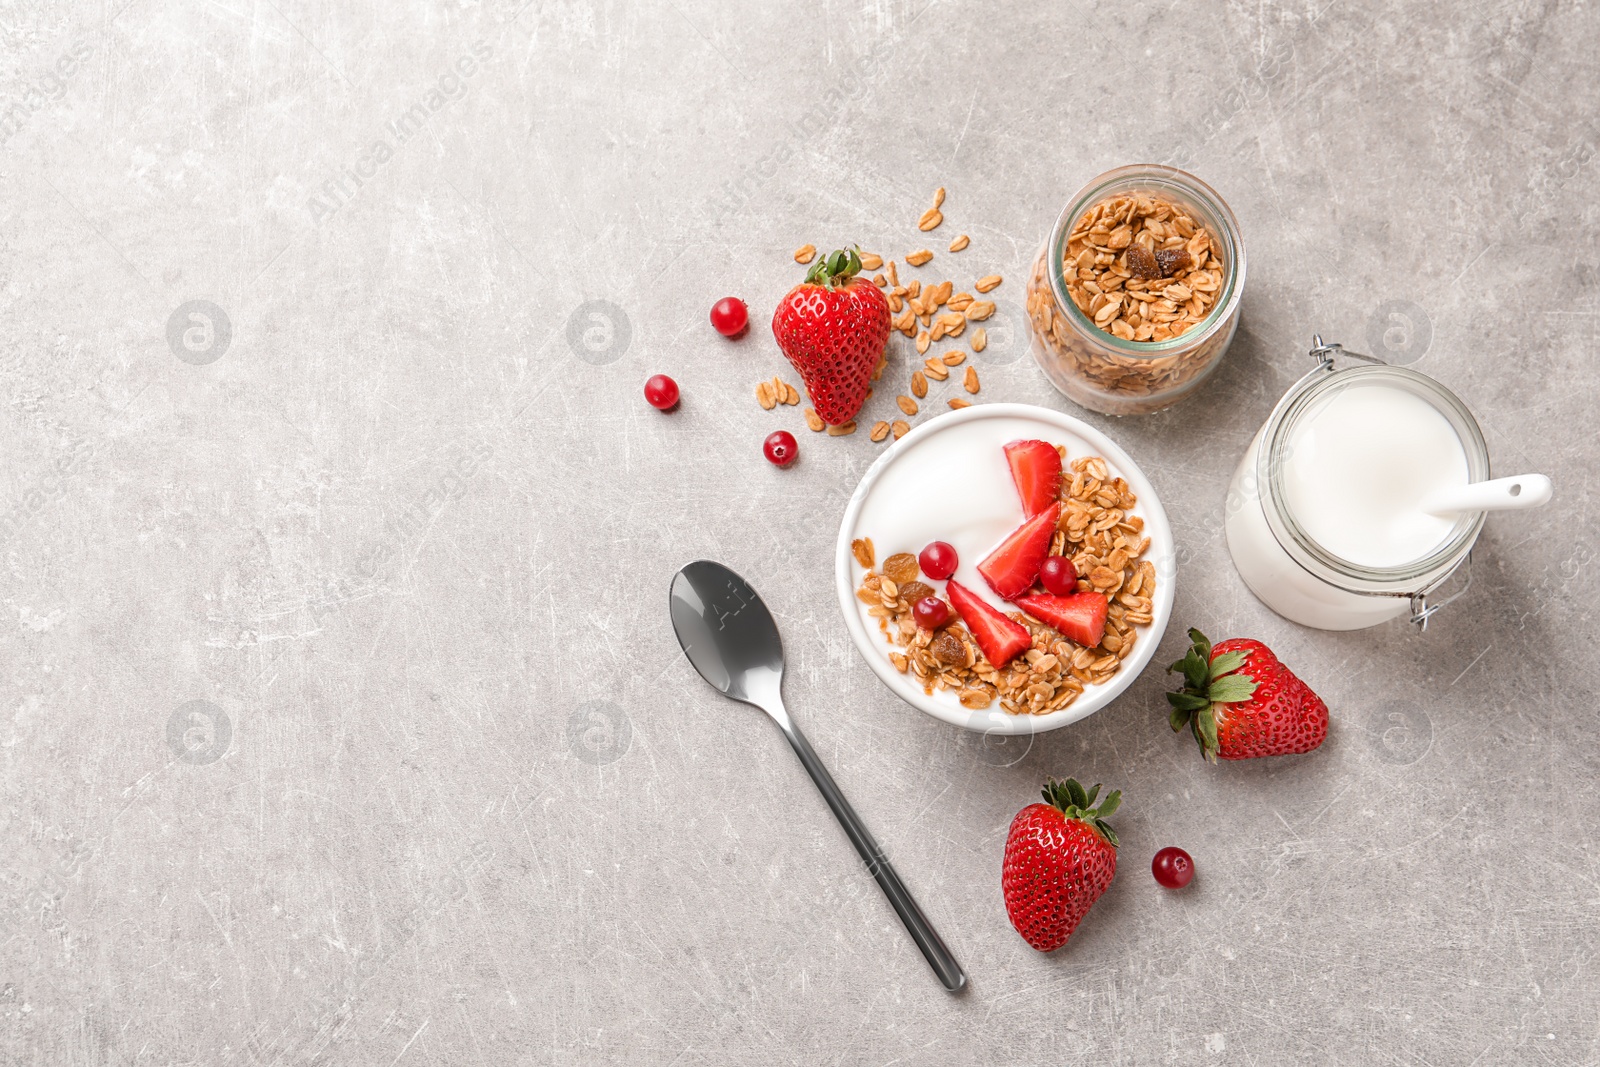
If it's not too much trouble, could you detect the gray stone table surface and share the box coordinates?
[2,1,1598,1063]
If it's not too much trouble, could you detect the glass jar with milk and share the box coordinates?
[1226,337,1551,630]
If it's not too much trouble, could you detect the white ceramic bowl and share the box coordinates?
[834,403,1175,735]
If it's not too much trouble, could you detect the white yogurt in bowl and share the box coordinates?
[834,404,1175,735]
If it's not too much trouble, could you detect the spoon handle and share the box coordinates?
[1421,473,1553,516]
[781,722,967,992]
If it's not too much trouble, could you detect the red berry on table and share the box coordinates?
[771,248,891,426]
[977,503,1061,600]
[918,541,959,580]
[946,580,1032,668]
[1003,439,1064,518]
[911,596,950,630]
[1015,592,1108,648]
[1038,555,1078,595]
[1165,628,1329,762]
[710,297,748,337]
[763,430,798,467]
[1002,777,1120,952]
[1151,846,1194,889]
[644,374,680,410]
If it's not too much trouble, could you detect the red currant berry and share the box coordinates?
[918,541,958,580]
[1151,846,1194,889]
[763,430,798,467]
[644,374,680,410]
[1039,555,1078,595]
[710,297,748,337]
[911,596,950,630]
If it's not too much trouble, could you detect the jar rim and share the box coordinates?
[1046,164,1246,360]
[1257,363,1490,592]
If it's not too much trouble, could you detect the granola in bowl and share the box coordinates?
[852,452,1155,716]
[834,403,1175,735]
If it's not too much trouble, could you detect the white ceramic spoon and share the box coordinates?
[1421,474,1553,517]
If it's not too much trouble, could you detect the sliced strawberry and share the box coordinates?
[947,580,1033,669]
[977,503,1062,600]
[1003,440,1063,518]
[1015,592,1109,648]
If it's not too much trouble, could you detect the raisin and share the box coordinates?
[1126,245,1161,280]
[899,580,935,603]
[882,553,920,584]
[1154,248,1192,277]
[930,631,967,665]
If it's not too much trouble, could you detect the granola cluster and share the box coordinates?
[853,450,1156,716]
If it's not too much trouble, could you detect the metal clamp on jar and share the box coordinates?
[1224,337,1552,631]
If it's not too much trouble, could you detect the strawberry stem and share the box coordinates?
[803,246,864,289]
[1165,628,1258,763]
[1040,777,1120,847]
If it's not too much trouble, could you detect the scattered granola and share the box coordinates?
[906,249,934,267]
[853,448,1155,715]
[794,243,817,264]
[964,366,981,394]
[948,234,970,252]
[757,378,800,409]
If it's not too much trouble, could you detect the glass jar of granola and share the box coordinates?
[1026,165,1245,415]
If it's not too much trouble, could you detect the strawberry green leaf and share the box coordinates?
[1097,790,1121,818]
[1187,627,1212,661]
[1169,707,1189,731]
[1207,675,1258,703]
[1182,655,1209,692]
[1207,650,1247,679]
[1066,779,1088,809]
[1085,783,1101,806]
[1198,705,1219,760]
[1167,691,1210,712]
[1093,819,1119,848]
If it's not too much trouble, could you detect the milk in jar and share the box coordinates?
[1225,354,1489,630]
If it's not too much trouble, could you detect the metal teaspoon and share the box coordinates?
[668,560,967,992]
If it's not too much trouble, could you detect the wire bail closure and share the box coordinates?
[1308,334,1387,371]
[1408,554,1473,631]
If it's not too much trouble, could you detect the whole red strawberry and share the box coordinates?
[1165,627,1328,761]
[1001,778,1120,952]
[771,247,890,426]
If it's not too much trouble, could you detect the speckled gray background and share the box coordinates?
[2,1,1597,1064]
